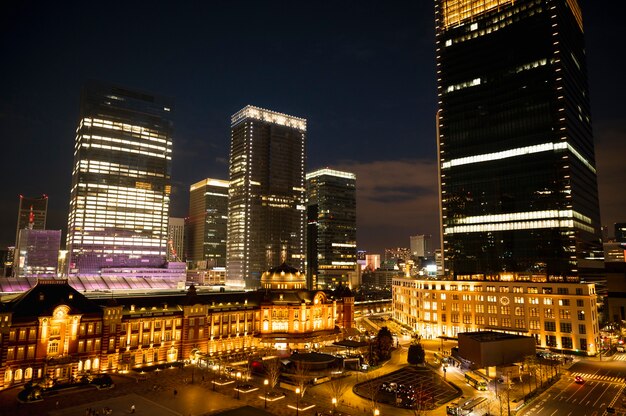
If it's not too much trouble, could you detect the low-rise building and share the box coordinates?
[0,263,354,390]
[393,275,600,355]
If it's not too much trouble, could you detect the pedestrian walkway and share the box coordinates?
[613,354,626,362]
[570,372,626,384]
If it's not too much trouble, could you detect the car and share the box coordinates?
[574,375,584,384]
[617,346,625,353]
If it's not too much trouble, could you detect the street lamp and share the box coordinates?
[236,372,242,399]
[332,397,337,414]
[264,379,269,408]
[295,387,301,416]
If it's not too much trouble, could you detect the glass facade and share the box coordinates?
[15,195,48,248]
[435,0,601,277]
[227,106,306,289]
[306,169,357,289]
[186,178,229,267]
[66,81,173,274]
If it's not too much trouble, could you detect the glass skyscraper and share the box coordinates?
[186,178,229,268]
[66,81,173,274]
[227,105,306,289]
[306,168,357,289]
[15,195,48,247]
[435,0,601,277]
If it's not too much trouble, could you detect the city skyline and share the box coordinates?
[1,1,625,254]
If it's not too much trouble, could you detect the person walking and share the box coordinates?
[174,388,178,396]
[130,404,136,413]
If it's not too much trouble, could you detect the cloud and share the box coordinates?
[331,159,440,252]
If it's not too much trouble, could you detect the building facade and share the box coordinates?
[186,178,229,268]
[227,106,306,289]
[393,275,599,355]
[1,272,354,390]
[435,0,602,277]
[306,168,357,290]
[15,195,48,249]
[66,81,173,274]
[13,229,61,278]
[410,234,433,259]
[167,217,185,262]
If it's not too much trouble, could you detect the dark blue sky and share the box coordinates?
[1,1,624,253]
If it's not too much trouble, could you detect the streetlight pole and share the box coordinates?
[332,397,337,415]
[264,379,269,408]
[236,372,241,400]
[295,387,301,416]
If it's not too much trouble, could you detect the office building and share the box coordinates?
[15,195,48,248]
[410,234,433,258]
[66,81,173,275]
[167,217,185,262]
[393,274,600,355]
[616,223,626,243]
[13,229,61,277]
[306,168,357,289]
[186,178,229,268]
[227,105,306,289]
[435,0,602,277]
[365,254,381,271]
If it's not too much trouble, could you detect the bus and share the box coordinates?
[464,372,488,391]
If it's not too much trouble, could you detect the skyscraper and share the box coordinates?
[66,81,173,274]
[435,0,601,277]
[14,229,61,277]
[306,168,357,289]
[167,217,185,262]
[227,105,306,289]
[410,234,433,258]
[186,178,229,268]
[15,195,48,247]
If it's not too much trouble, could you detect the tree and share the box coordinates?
[293,361,312,397]
[407,340,426,365]
[375,326,394,362]
[324,371,352,406]
[265,358,281,390]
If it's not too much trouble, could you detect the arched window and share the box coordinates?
[4,369,12,383]
[84,359,92,371]
[293,320,299,331]
[263,320,269,331]
[24,368,32,380]
[14,369,23,381]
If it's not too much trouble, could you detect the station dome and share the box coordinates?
[261,262,306,290]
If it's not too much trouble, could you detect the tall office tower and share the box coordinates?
[14,229,61,277]
[615,223,626,243]
[410,234,433,258]
[435,0,602,277]
[227,105,306,289]
[186,178,229,268]
[66,81,173,274]
[167,217,185,262]
[15,195,48,247]
[306,168,357,289]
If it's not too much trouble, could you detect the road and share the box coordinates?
[519,356,626,416]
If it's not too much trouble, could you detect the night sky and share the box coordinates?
[1,1,624,254]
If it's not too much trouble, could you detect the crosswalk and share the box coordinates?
[570,372,626,384]
[612,353,626,361]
